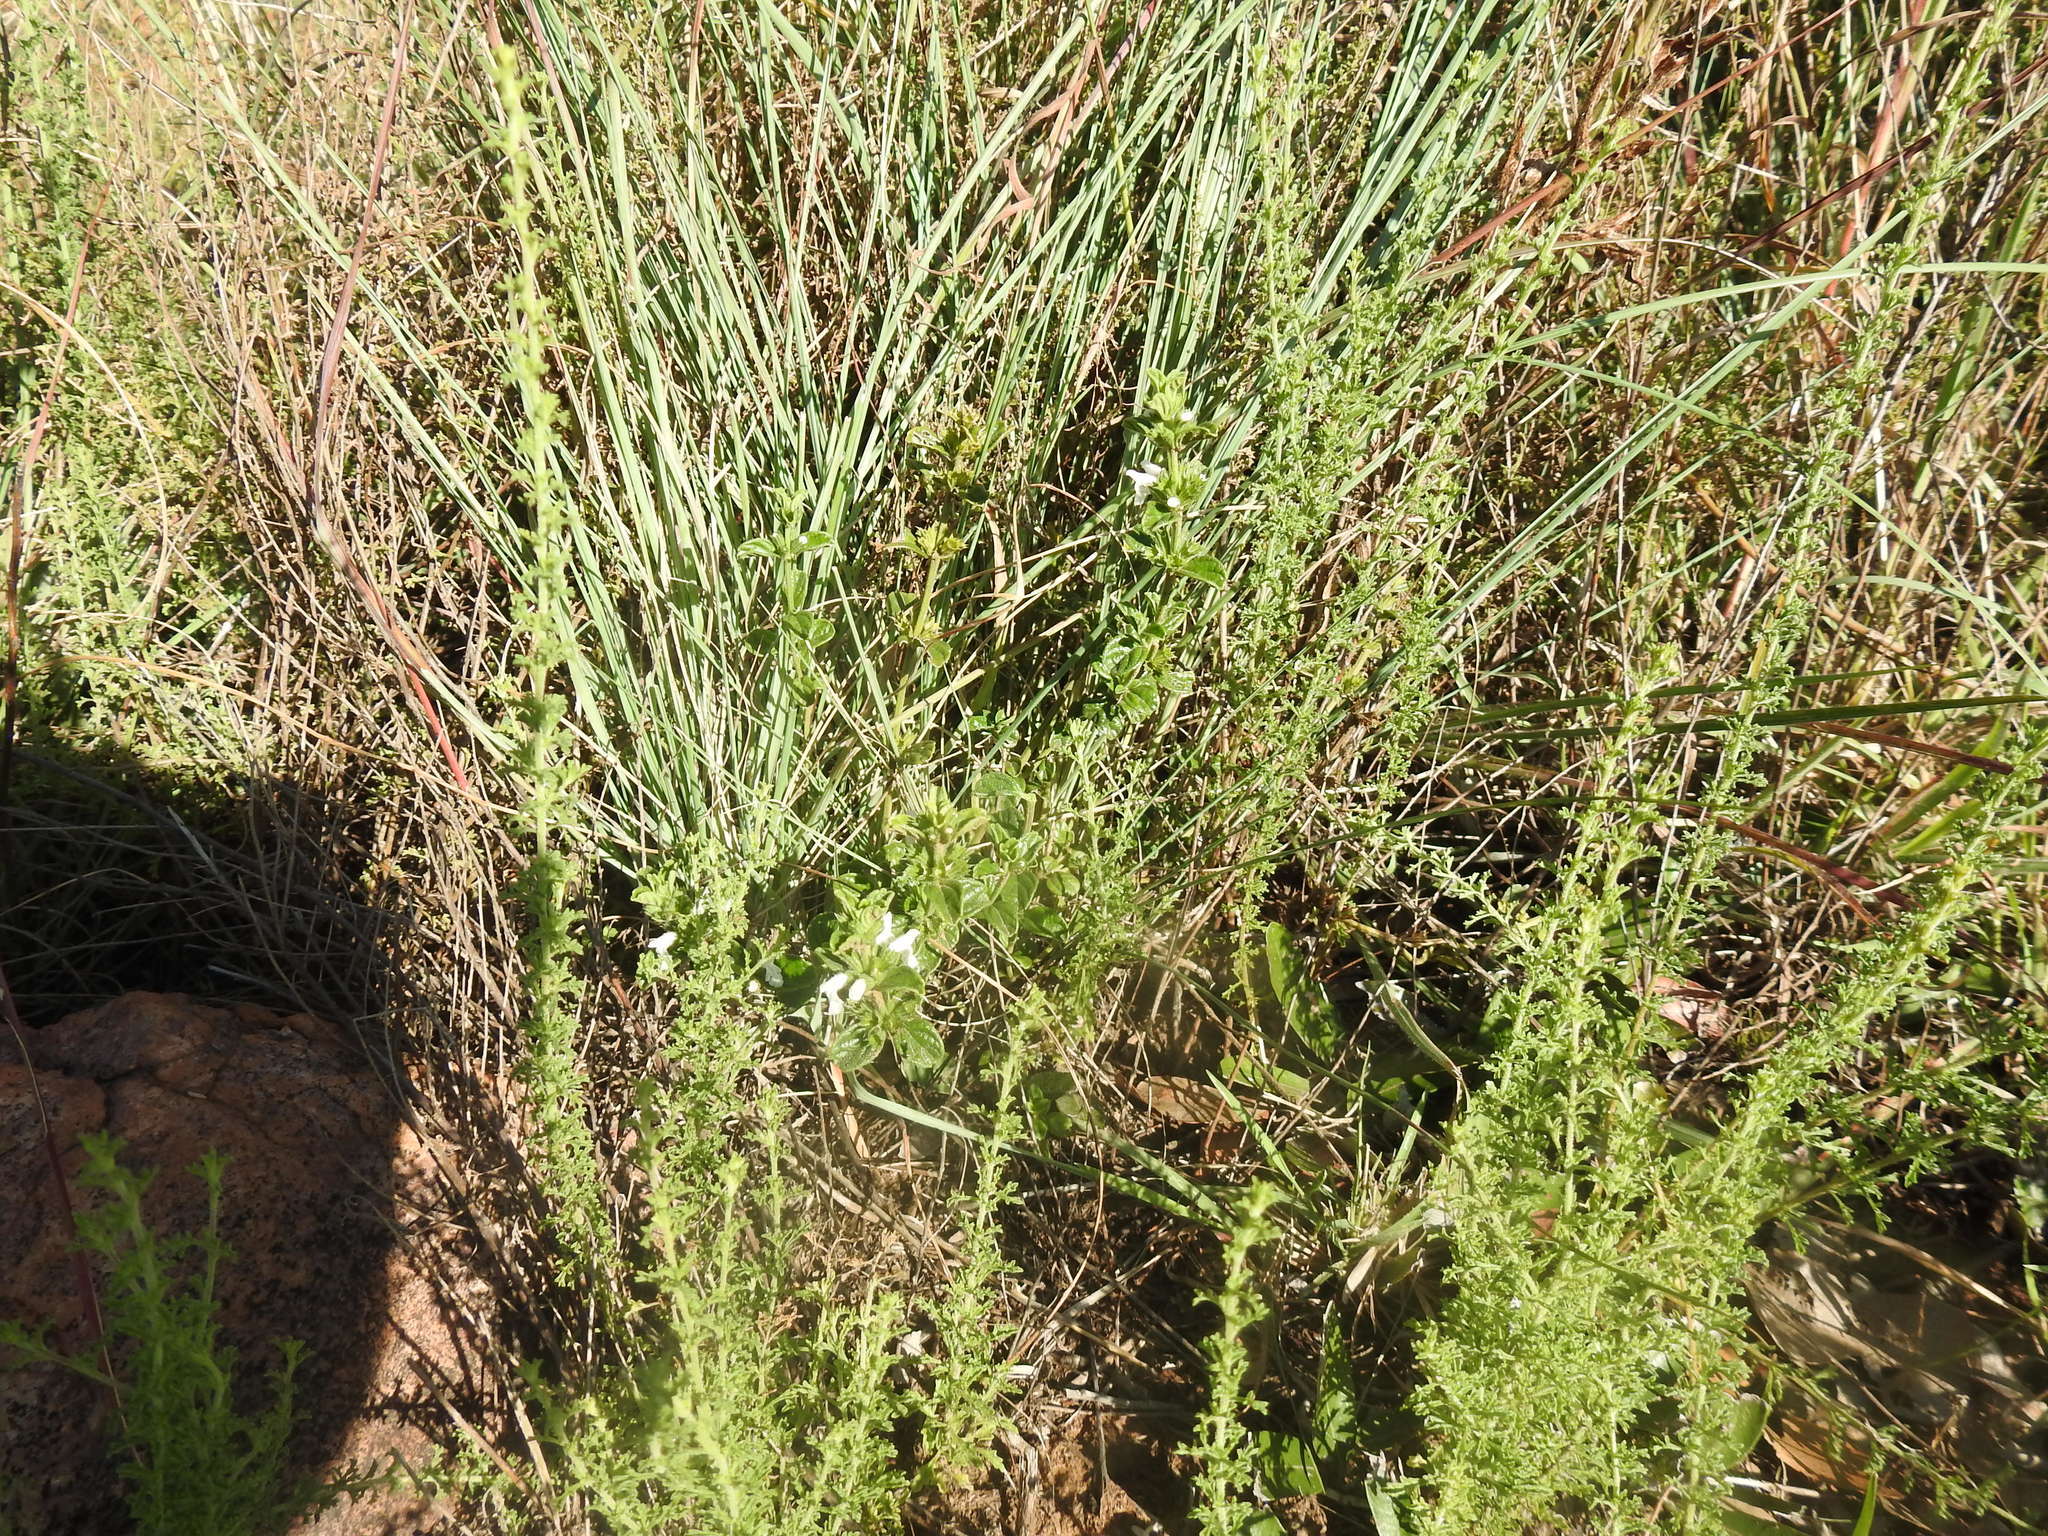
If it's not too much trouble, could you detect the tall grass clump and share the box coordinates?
[14,0,2048,1531]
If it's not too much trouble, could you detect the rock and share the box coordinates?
[1,993,471,1535]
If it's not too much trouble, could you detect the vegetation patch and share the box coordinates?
[5,1,2046,1532]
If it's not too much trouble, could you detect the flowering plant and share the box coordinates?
[810,907,939,1075]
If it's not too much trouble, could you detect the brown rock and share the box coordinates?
[1,993,472,1535]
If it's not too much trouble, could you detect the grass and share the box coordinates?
[5,0,2047,1531]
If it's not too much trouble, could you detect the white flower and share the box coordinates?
[847,976,869,1005]
[873,913,921,968]
[649,930,678,955]
[1165,495,1181,510]
[1178,408,1195,422]
[1125,461,1165,495]
[818,972,851,1015]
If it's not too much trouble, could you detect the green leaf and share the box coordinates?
[1116,677,1161,715]
[1850,1463,1882,1536]
[1025,1071,1078,1138]
[781,611,835,647]
[1312,1305,1358,1455]
[830,1019,883,1073]
[982,887,1021,940]
[924,879,964,928]
[1365,1484,1404,1536]
[1020,904,1066,938]
[1356,953,1461,1082]
[1264,923,1341,1060]
[1178,553,1228,587]
[1253,1431,1324,1497]
[892,1014,946,1078]
[1704,1393,1768,1473]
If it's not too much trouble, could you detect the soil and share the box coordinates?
[911,1409,1332,1536]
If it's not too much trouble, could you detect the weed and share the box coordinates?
[1190,1182,1284,1536]
[0,1137,325,1536]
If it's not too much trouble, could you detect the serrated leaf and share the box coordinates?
[1116,677,1160,714]
[892,1014,946,1077]
[830,1019,883,1073]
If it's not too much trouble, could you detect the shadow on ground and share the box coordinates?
[0,738,476,1534]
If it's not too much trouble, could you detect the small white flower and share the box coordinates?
[877,912,896,946]
[885,926,920,958]
[818,972,850,1015]
[1165,495,1181,510]
[1178,408,1195,423]
[847,976,869,1005]
[649,930,678,955]
[1125,461,1165,495]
